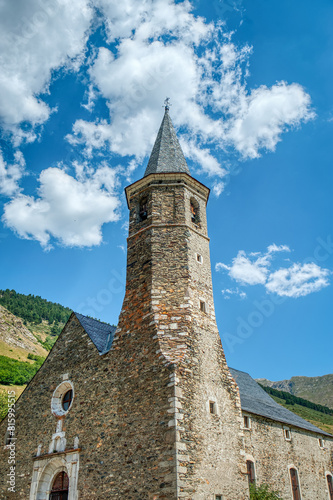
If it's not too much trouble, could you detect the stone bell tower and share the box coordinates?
[113,104,248,499]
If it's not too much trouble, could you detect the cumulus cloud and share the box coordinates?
[0,0,93,139]
[0,1,317,248]
[67,37,213,161]
[2,165,120,249]
[266,263,330,298]
[0,150,25,196]
[225,82,315,158]
[216,244,290,286]
[216,252,269,285]
[67,1,314,176]
[95,0,210,44]
[216,245,330,298]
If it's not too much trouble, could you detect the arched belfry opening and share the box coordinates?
[139,196,148,221]
[49,471,69,500]
[190,197,200,224]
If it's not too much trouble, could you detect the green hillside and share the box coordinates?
[0,354,45,385]
[0,289,72,326]
[257,374,333,409]
[259,384,333,435]
[0,289,72,351]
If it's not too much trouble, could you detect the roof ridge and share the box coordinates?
[74,311,111,326]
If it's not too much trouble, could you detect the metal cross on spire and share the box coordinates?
[163,97,171,111]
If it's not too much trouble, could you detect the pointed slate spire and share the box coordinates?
[144,107,190,177]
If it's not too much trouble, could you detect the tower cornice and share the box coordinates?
[125,172,210,209]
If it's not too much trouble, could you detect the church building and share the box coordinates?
[1,105,332,500]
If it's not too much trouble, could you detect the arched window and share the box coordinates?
[327,474,333,500]
[139,196,148,221]
[246,460,255,486]
[49,471,69,500]
[289,468,301,500]
[190,198,200,224]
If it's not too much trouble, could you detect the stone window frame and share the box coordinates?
[283,426,291,441]
[288,465,302,500]
[199,300,207,314]
[51,380,74,417]
[243,414,251,430]
[196,253,203,264]
[207,398,218,415]
[318,437,325,449]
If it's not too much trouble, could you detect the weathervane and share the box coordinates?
[163,97,171,111]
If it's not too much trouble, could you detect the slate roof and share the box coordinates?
[144,108,191,177]
[230,368,332,437]
[75,313,116,355]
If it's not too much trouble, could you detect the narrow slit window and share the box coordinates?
[318,438,324,448]
[139,197,148,221]
[327,474,333,500]
[209,401,216,414]
[243,415,250,429]
[290,468,301,500]
[216,496,223,500]
[196,253,203,263]
[284,428,291,441]
[246,460,255,485]
[200,301,206,313]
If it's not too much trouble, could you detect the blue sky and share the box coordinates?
[0,0,332,381]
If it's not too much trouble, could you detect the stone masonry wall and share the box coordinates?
[243,413,333,499]
[0,309,178,500]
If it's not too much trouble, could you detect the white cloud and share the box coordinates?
[66,4,313,176]
[81,84,97,112]
[266,263,330,298]
[216,250,269,285]
[0,150,25,196]
[212,181,225,197]
[225,82,315,158]
[67,37,213,160]
[2,165,120,248]
[95,0,210,44]
[222,287,247,299]
[267,243,290,254]
[0,1,317,248]
[0,0,93,139]
[216,245,330,298]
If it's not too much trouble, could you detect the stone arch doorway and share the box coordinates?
[49,471,69,500]
[35,457,67,500]
[30,450,79,500]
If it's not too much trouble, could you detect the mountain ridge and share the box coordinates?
[256,374,333,409]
